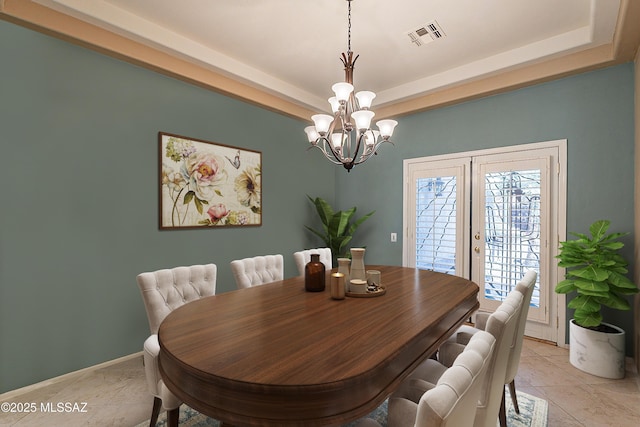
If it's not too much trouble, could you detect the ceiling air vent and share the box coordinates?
[407,20,446,46]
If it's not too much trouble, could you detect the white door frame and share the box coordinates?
[403,139,567,346]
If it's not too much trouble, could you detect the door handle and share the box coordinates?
[474,246,480,253]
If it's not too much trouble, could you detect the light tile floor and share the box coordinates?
[1,339,639,426]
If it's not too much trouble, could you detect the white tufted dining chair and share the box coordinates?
[440,290,523,427]
[230,254,284,289]
[502,270,537,416]
[137,264,217,427]
[450,270,537,425]
[355,330,495,427]
[292,247,332,276]
[392,290,523,427]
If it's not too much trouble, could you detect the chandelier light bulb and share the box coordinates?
[304,126,320,143]
[376,119,398,139]
[311,114,334,135]
[351,110,375,131]
[330,133,344,149]
[331,82,354,103]
[328,97,341,114]
[358,130,379,155]
[365,130,380,145]
[355,91,376,109]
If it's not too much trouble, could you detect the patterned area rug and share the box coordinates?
[137,390,547,427]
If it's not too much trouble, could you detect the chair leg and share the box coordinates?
[167,407,180,427]
[509,379,520,414]
[499,390,507,427]
[149,397,161,427]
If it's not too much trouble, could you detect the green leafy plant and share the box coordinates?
[555,219,638,329]
[305,196,375,262]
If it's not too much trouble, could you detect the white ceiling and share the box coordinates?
[33,0,622,113]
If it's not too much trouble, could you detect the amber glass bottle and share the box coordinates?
[305,253,326,292]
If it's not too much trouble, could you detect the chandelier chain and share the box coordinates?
[347,0,352,53]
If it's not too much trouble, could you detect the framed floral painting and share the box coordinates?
[159,132,262,229]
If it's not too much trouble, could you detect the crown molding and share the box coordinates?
[2,0,639,122]
[0,0,316,121]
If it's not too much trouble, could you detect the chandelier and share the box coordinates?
[304,0,397,172]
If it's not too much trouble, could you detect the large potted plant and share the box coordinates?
[305,196,374,264]
[555,219,639,378]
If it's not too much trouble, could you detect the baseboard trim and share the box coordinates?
[0,351,143,400]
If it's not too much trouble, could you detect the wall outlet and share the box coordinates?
[390,232,397,242]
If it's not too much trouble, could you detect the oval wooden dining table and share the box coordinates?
[158,265,479,427]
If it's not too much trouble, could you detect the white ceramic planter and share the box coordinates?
[569,319,625,379]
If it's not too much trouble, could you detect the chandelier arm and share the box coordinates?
[324,115,348,164]
[356,129,375,160]
[322,152,346,166]
[351,93,361,112]
[370,139,395,155]
[326,114,339,135]
[346,93,356,120]
[312,137,344,165]
[342,96,357,160]
[350,130,366,164]
[354,140,395,165]
[328,143,345,164]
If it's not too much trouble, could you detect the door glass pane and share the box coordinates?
[415,176,457,274]
[484,170,541,306]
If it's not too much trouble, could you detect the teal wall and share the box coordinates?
[0,18,636,393]
[0,20,334,393]
[338,64,636,353]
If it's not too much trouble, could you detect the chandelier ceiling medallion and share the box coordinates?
[304,0,397,172]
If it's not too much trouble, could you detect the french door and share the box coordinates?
[403,140,566,342]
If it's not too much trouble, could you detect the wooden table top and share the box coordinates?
[158,265,479,426]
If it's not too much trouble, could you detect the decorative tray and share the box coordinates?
[346,286,386,298]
